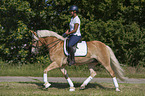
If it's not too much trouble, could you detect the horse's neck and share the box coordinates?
[45,37,62,49]
[45,37,63,60]
[46,37,59,43]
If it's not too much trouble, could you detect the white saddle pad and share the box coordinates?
[64,39,87,56]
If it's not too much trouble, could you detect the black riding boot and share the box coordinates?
[68,47,75,66]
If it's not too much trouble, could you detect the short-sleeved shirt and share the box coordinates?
[69,16,81,36]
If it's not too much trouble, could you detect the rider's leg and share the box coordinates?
[68,35,81,66]
[68,46,75,66]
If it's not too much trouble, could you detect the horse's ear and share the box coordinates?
[30,30,37,36]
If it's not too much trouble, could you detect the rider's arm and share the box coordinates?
[66,23,79,35]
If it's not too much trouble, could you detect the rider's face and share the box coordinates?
[70,11,76,17]
[70,11,74,16]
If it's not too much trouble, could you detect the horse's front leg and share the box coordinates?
[43,61,60,88]
[60,68,75,91]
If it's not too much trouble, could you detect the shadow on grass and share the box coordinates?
[74,83,115,91]
[18,82,115,91]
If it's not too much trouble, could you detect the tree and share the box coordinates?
[0,0,144,67]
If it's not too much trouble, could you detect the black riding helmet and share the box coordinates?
[69,5,78,13]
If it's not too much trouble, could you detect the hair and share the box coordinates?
[37,30,65,41]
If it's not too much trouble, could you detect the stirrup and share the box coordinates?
[68,60,75,66]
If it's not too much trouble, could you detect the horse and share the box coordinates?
[31,30,126,92]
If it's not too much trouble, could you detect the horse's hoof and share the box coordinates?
[80,85,85,90]
[44,82,51,88]
[116,88,120,92]
[69,87,75,91]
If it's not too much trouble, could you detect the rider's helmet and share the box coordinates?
[69,5,78,13]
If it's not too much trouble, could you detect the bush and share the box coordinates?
[81,19,145,66]
[0,0,144,67]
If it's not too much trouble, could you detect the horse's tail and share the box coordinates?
[107,46,127,81]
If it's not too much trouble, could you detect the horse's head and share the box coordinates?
[31,31,43,55]
[31,30,65,55]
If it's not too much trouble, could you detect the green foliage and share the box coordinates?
[82,19,145,66]
[0,0,144,66]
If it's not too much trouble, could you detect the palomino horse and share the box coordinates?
[31,30,126,92]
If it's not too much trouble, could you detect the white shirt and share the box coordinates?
[69,16,81,36]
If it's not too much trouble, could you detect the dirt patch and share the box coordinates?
[0,76,145,84]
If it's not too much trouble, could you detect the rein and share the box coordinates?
[33,36,61,50]
[35,38,61,51]
[45,39,61,50]
[31,31,61,53]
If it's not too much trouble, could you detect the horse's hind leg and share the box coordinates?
[97,56,120,91]
[43,61,60,88]
[60,67,75,91]
[103,64,120,91]
[104,65,120,91]
[80,63,97,90]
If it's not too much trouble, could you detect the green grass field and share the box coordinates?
[0,82,144,96]
[0,62,145,78]
[0,61,145,96]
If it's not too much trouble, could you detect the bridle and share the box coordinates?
[32,33,61,52]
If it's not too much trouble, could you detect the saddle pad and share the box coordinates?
[64,39,87,56]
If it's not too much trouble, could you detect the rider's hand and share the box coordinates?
[65,30,69,35]
[62,33,67,38]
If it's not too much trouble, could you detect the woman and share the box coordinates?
[63,5,82,66]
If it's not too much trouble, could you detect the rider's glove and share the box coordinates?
[62,33,67,38]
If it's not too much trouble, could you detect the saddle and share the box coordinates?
[64,38,87,57]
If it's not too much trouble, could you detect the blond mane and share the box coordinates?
[37,30,65,41]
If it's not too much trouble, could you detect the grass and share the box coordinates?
[0,61,145,96]
[0,62,145,78]
[0,82,144,96]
